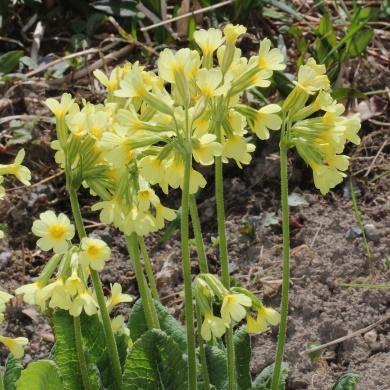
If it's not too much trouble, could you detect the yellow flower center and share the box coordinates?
[139,190,150,200]
[49,225,66,240]
[258,57,268,69]
[90,127,103,138]
[86,244,100,257]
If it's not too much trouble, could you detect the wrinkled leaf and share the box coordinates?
[3,354,22,390]
[16,360,62,390]
[234,327,252,390]
[122,329,188,389]
[253,362,288,389]
[205,345,228,390]
[128,298,187,353]
[52,310,83,390]
[332,373,360,390]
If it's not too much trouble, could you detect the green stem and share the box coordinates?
[126,234,159,329]
[189,195,208,274]
[190,195,210,387]
[181,152,197,390]
[138,236,159,301]
[215,155,236,390]
[271,141,290,390]
[68,188,122,389]
[0,373,4,390]
[73,316,92,390]
[196,304,211,389]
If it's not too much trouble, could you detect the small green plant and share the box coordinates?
[0,24,360,390]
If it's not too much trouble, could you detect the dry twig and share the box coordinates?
[301,313,390,356]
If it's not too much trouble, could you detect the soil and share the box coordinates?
[1,7,389,389]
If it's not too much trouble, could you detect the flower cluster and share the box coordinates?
[282,59,361,194]
[194,274,280,341]
[16,211,132,322]
[0,290,28,358]
[43,24,286,236]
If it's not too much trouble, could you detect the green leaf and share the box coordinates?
[122,329,188,389]
[205,345,228,390]
[80,313,107,364]
[253,362,289,390]
[264,0,302,20]
[0,50,23,74]
[347,28,373,57]
[272,71,294,97]
[331,88,367,100]
[288,26,308,66]
[6,119,35,146]
[3,354,23,390]
[332,373,360,390]
[52,310,84,390]
[234,327,252,390]
[128,299,187,352]
[15,360,62,390]
[98,333,129,389]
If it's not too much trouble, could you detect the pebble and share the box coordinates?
[364,224,380,243]
[346,226,362,240]
[0,251,12,270]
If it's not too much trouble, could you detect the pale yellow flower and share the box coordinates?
[196,68,230,97]
[221,293,252,324]
[158,48,200,83]
[223,135,255,168]
[137,187,159,211]
[201,312,226,341]
[223,24,246,43]
[194,28,224,55]
[106,283,133,313]
[192,134,222,166]
[0,149,31,186]
[154,203,176,230]
[45,93,74,119]
[15,281,44,306]
[0,336,28,359]
[311,163,346,195]
[252,104,282,140]
[69,290,98,317]
[254,38,285,71]
[79,237,111,272]
[32,211,75,254]
[94,68,120,91]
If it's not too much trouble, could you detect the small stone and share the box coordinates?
[364,330,378,350]
[41,333,55,343]
[346,226,362,240]
[364,224,380,243]
[0,251,11,270]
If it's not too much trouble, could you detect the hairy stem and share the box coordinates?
[73,316,92,390]
[138,236,159,301]
[181,152,197,389]
[271,141,290,390]
[215,154,236,390]
[189,195,208,273]
[126,234,159,329]
[68,188,122,388]
[196,304,211,389]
